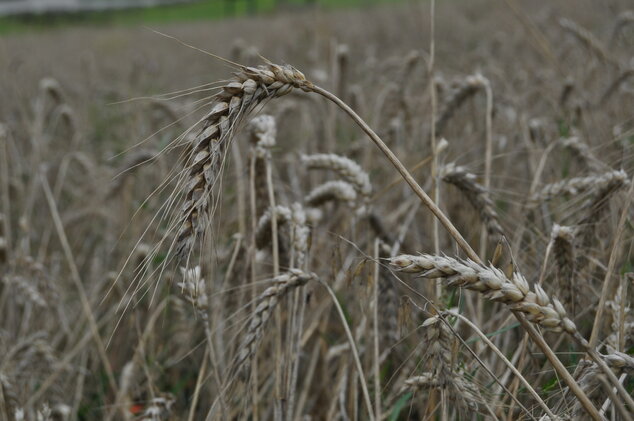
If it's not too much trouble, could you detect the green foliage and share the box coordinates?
[0,0,402,34]
[388,392,412,421]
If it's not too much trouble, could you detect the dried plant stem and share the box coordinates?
[446,310,556,419]
[309,85,477,262]
[589,176,634,348]
[317,277,375,421]
[598,375,634,421]
[187,347,208,421]
[429,0,440,270]
[372,239,381,420]
[40,173,120,400]
[480,77,493,259]
[247,152,260,421]
[0,125,11,263]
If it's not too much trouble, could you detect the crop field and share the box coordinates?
[0,0,633,419]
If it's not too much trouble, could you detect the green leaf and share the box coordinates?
[388,392,412,421]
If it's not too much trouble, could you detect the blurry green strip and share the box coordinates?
[0,0,405,34]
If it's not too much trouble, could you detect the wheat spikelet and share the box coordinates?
[137,394,175,421]
[290,203,309,268]
[248,114,277,219]
[558,137,603,171]
[559,18,616,65]
[422,315,456,379]
[255,205,291,250]
[304,180,358,208]
[531,170,627,204]
[440,163,504,240]
[235,270,317,374]
[599,68,634,105]
[401,372,445,392]
[400,371,481,412]
[606,285,632,350]
[435,74,487,137]
[301,153,372,198]
[577,170,629,244]
[611,10,634,42]
[176,62,312,258]
[572,352,634,419]
[178,265,209,315]
[551,224,577,316]
[377,242,399,350]
[390,254,578,334]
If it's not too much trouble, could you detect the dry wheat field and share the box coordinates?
[1,0,634,419]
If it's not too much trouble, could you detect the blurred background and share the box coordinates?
[0,0,391,31]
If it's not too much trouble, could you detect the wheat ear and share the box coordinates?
[248,114,277,219]
[577,170,629,245]
[559,18,616,65]
[304,180,358,208]
[255,205,291,250]
[551,224,577,316]
[440,163,504,241]
[435,74,487,137]
[530,170,627,204]
[391,253,634,414]
[558,137,604,172]
[572,352,634,419]
[176,62,311,258]
[235,270,317,374]
[301,153,373,198]
[390,254,577,334]
[611,10,634,42]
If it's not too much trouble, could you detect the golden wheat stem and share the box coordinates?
[317,277,375,421]
[446,310,557,419]
[40,173,120,401]
[589,176,634,349]
[480,76,493,259]
[372,239,381,420]
[309,84,478,262]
